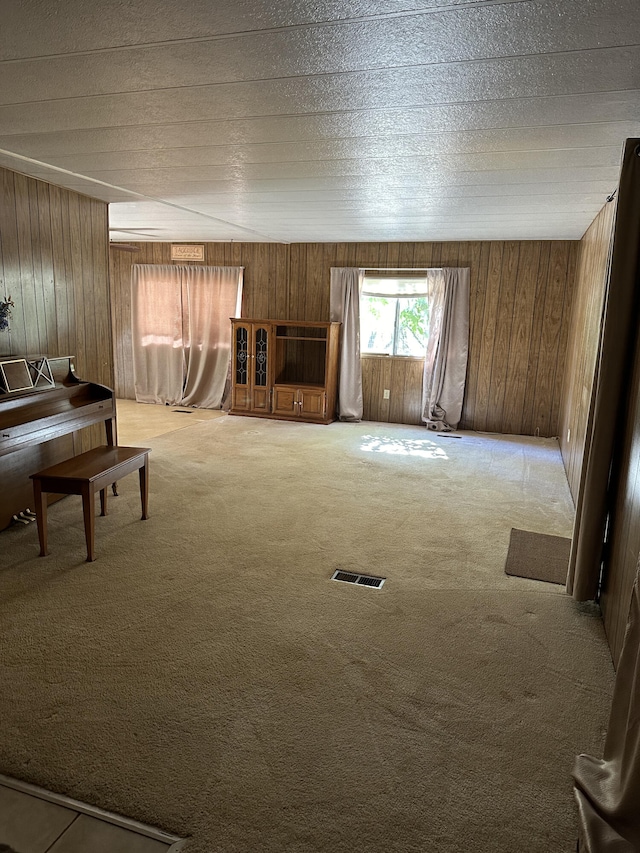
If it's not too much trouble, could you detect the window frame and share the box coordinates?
[359,277,430,359]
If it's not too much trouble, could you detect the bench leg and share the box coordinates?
[105,416,116,447]
[33,479,49,557]
[105,423,119,495]
[139,457,149,520]
[82,483,96,562]
[100,487,108,516]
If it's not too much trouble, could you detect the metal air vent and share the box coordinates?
[331,570,385,589]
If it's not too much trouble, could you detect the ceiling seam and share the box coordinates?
[142,192,612,202]
[0,0,542,64]
[1,90,639,136]
[15,123,639,159]
[1,44,639,108]
[49,146,621,174]
[83,166,618,187]
[39,144,626,169]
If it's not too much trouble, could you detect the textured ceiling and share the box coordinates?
[1,0,639,243]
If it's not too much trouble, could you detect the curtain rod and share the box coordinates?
[361,267,443,272]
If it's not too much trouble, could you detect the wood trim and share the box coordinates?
[0,773,186,849]
[559,203,616,499]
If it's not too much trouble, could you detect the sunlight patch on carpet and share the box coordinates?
[360,435,448,459]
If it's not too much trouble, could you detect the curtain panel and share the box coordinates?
[131,264,243,408]
[421,267,470,431]
[131,265,185,406]
[330,267,364,422]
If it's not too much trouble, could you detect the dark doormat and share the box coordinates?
[504,528,571,585]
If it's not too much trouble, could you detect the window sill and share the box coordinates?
[360,353,425,361]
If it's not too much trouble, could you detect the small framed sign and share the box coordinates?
[28,356,55,389]
[0,358,33,393]
[171,244,205,262]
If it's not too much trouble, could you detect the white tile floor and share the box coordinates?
[0,776,185,853]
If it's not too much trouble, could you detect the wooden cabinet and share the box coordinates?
[230,319,340,424]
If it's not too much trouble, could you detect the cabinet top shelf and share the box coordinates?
[232,318,339,328]
[276,335,326,341]
[274,380,325,388]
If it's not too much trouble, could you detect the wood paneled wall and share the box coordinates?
[558,190,640,666]
[110,239,577,437]
[0,167,112,449]
[559,202,616,499]
[289,242,577,433]
[556,197,640,666]
[109,242,290,400]
[361,356,425,425]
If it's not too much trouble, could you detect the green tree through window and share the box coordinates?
[360,278,430,357]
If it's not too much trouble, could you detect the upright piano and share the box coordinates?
[0,355,116,531]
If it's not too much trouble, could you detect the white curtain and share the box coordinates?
[421,267,470,431]
[131,264,243,408]
[330,267,364,422]
[131,265,185,406]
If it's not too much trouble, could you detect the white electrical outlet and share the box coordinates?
[383,389,390,399]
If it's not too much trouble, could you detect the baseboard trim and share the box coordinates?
[0,773,187,851]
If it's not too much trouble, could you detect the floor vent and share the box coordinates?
[332,570,385,589]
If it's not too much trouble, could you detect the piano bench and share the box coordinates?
[30,445,151,562]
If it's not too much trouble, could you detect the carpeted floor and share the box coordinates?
[0,415,615,852]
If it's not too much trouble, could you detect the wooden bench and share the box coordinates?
[30,445,150,562]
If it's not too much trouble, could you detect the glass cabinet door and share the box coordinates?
[250,324,271,412]
[234,323,250,387]
[253,325,269,388]
[231,322,251,411]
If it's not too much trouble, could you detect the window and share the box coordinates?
[360,276,430,357]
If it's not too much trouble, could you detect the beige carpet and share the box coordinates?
[115,398,225,445]
[505,528,572,585]
[0,416,615,852]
